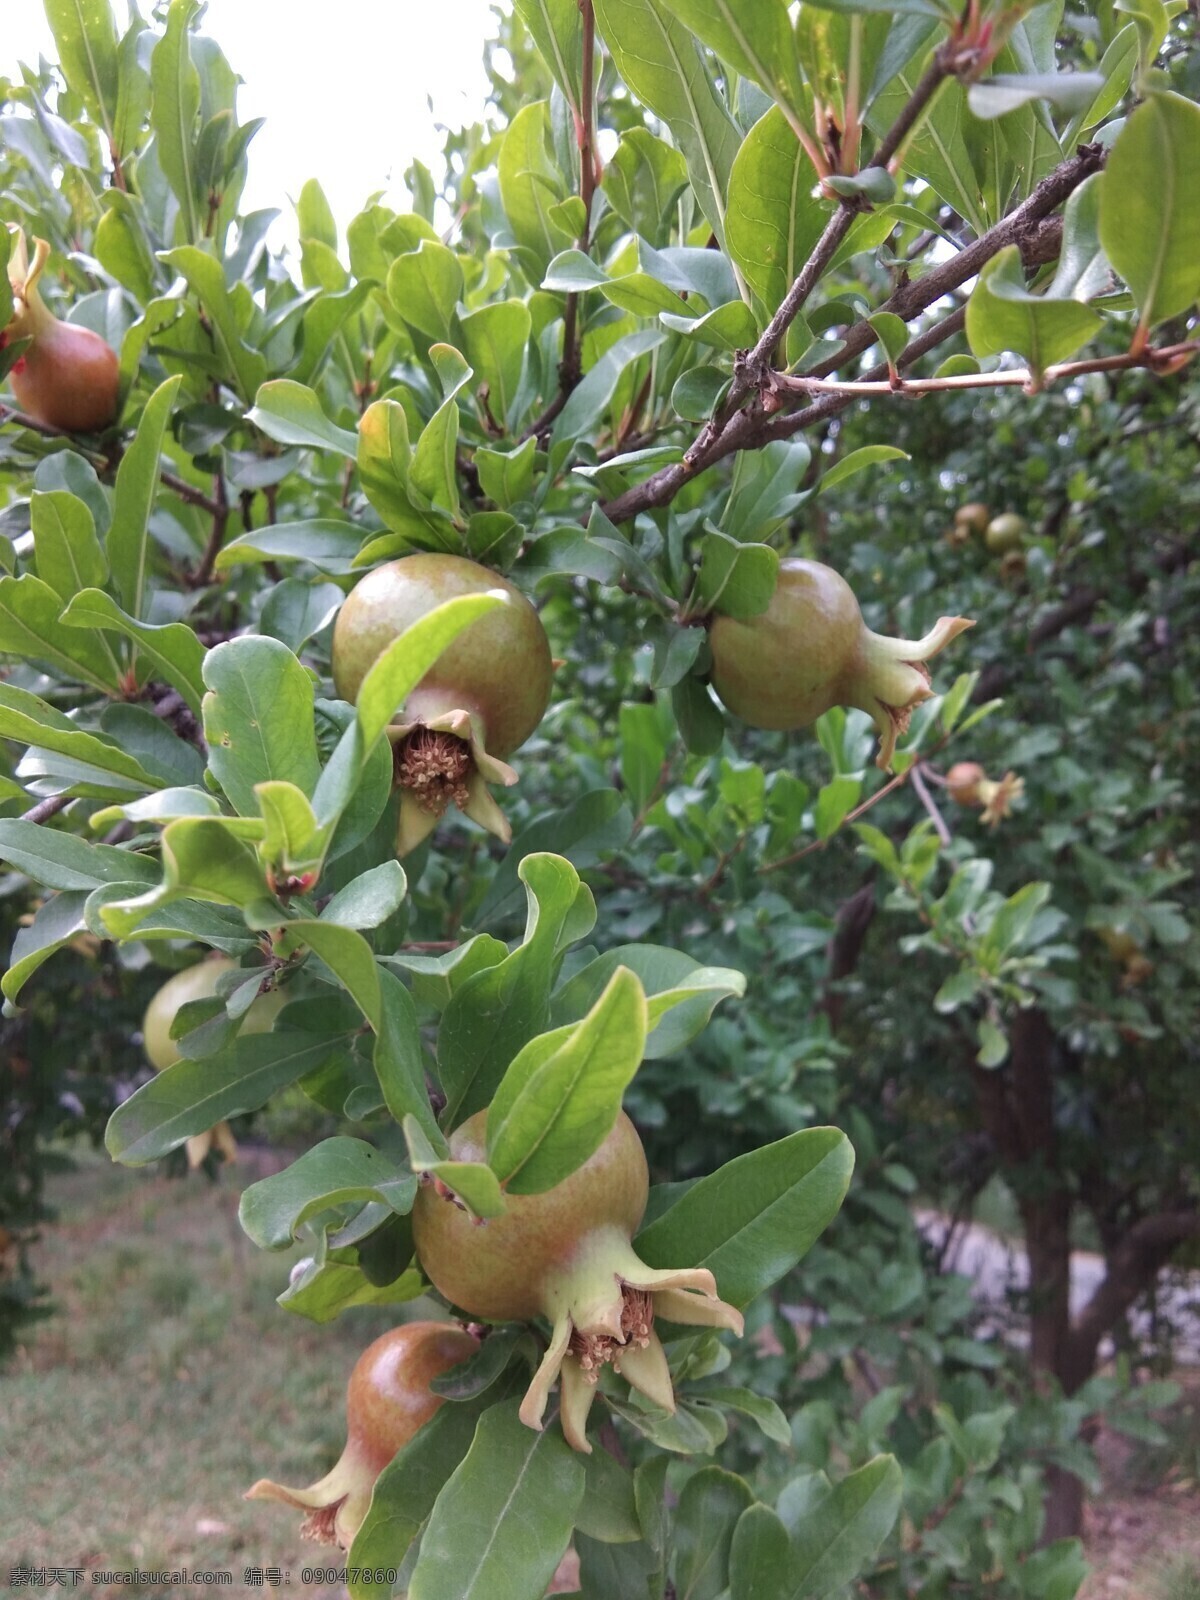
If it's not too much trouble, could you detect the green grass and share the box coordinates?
[3,1145,437,1596]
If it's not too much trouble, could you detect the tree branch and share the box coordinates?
[1067,1210,1200,1378]
[21,794,73,824]
[601,145,1106,525]
[188,473,230,587]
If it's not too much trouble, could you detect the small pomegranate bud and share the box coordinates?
[946,762,1024,825]
[4,227,119,433]
[331,554,553,856]
[954,502,991,538]
[246,1321,478,1548]
[413,1111,743,1454]
[710,559,973,771]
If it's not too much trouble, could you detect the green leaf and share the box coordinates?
[636,1126,854,1308]
[1099,91,1200,337]
[247,379,359,458]
[472,790,633,928]
[2,890,90,1003]
[439,853,594,1125]
[966,246,1103,375]
[388,241,464,342]
[260,579,343,652]
[674,1467,756,1600]
[407,1401,585,1600]
[818,445,909,495]
[0,684,163,791]
[787,1456,902,1599]
[593,0,742,246]
[215,518,364,574]
[475,436,537,508]
[730,1503,791,1600]
[410,393,461,516]
[320,861,407,929]
[868,312,909,368]
[149,0,202,241]
[460,300,532,427]
[707,1386,792,1446]
[487,967,649,1193]
[0,819,158,893]
[372,968,439,1141]
[655,0,805,130]
[603,128,689,247]
[45,0,120,147]
[402,1114,506,1220]
[672,676,726,757]
[108,376,183,619]
[498,102,573,280]
[513,0,583,110]
[98,815,269,938]
[347,1390,524,1600]
[0,574,124,694]
[158,246,268,401]
[279,1253,424,1323]
[31,491,108,604]
[554,328,667,444]
[575,1447,643,1544]
[286,919,381,1028]
[239,1138,416,1250]
[61,589,206,714]
[694,531,779,620]
[551,944,745,1059]
[968,70,1104,120]
[202,636,321,816]
[106,1030,339,1164]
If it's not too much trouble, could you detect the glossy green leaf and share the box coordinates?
[575,1447,643,1544]
[247,379,359,458]
[514,0,583,109]
[215,518,364,574]
[694,531,779,620]
[707,1386,791,1446]
[402,1114,506,1220]
[475,436,537,508]
[239,1138,416,1250]
[149,0,202,241]
[460,300,532,426]
[61,589,206,713]
[285,919,381,1028]
[2,890,90,1002]
[31,491,108,604]
[108,376,183,619]
[818,445,909,495]
[98,816,268,938]
[636,1126,854,1307]
[966,246,1102,374]
[472,789,633,927]
[407,1401,585,1600]
[279,1252,424,1323]
[201,636,321,816]
[409,394,461,515]
[551,943,744,1059]
[106,1030,338,1164]
[730,1504,790,1600]
[319,861,407,929]
[0,684,162,792]
[968,71,1104,120]
[674,1466,756,1600]
[45,0,121,143]
[603,128,690,247]
[672,676,726,757]
[159,246,268,401]
[593,0,742,246]
[554,328,667,443]
[487,966,649,1193]
[1099,91,1200,336]
[788,1455,902,1598]
[498,101,573,279]
[0,819,158,893]
[0,574,124,694]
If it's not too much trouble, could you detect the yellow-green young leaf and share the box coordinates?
[280,1254,424,1323]
[149,0,202,241]
[726,106,825,318]
[636,1126,854,1307]
[159,245,267,401]
[387,240,464,343]
[487,967,649,1193]
[247,379,359,458]
[45,0,120,144]
[593,0,742,247]
[402,1114,506,1220]
[108,376,183,619]
[409,394,460,515]
[966,246,1102,375]
[818,445,909,496]
[99,815,268,938]
[253,780,327,877]
[239,1137,416,1251]
[357,398,428,537]
[406,1402,585,1600]
[1099,91,1200,336]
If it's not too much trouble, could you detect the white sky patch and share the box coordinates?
[4,1,498,248]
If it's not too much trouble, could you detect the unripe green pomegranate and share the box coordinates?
[985,512,1028,555]
[412,1111,743,1454]
[709,559,973,771]
[331,553,553,855]
[945,760,1024,826]
[143,957,285,1167]
[3,229,119,433]
[246,1321,478,1547]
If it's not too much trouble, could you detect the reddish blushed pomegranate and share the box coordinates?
[246,1321,478,1547]
[331,553,553,855]
[709,558,973,770]
[945,761,1024,826]
[412,1111,742,1454]
[3,229,119,433]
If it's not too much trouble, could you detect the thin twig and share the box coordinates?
[189,472,230,586]
[21,794,73,824]
[910,761,952,845]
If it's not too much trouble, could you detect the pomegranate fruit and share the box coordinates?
[331,553,553,855]
[3,229,119,433]
[985,512,1028,555]
[954,502,991,538]
[143,957,285,1167]
[412,1110,743,1454]
[709,558,973,771]
[945,761,1024,826]
[246,1320,478,1547]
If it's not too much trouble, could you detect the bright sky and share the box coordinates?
[5,1,499,246]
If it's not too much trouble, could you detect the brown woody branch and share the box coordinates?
[21,794,73,824]
[601,144,1106,525]
[188,472,230,586]
[1067,1210,1200,1380]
